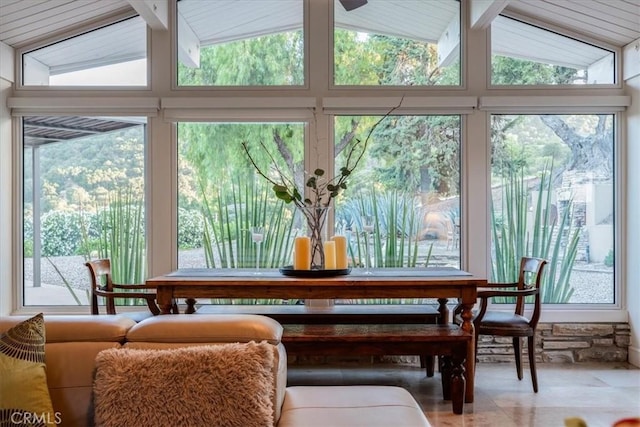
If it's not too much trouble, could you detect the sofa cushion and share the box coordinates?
[278,386,432,427]
[0,313,56,425]
[93,342,276,427]
[126,314,283,344]
[0,315,136,344]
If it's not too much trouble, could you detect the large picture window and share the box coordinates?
[333,114,461,304]
[177,122,304,275]
[490,114,615,304]
[23,117,147,306]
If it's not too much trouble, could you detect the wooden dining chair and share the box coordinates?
[85,258,170,321]
[471,257,547,392]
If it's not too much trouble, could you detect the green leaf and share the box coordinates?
[275,191,292,202]
[306,177,317,188]
[340,167,351,176]
[314,169,325,176]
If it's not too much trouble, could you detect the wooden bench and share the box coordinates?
[282,323,472,415]
[195,303,442,375]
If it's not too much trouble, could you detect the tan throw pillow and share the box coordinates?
[0,313,56,426]
[93,342,275,427]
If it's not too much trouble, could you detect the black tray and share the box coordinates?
[279,266,351,278]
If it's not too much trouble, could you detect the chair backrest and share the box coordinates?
[85,259,115,315]
[515,257,547,327]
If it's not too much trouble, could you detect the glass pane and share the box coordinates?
[177,0,304,86]
[491,16,615,85]
[23,117,146,306]
[334,114,461,304]
[334,0,460,86]
[177,122,303,271]
[23,17,147,86]
[490,114,615,304]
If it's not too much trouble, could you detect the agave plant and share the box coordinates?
[337,189,430,269]
[198,177,299,305]
[491,164,580,303]
[199,176,297,269]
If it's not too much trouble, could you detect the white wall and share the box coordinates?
[0,41,14,315]
[625,76,640,368]
[623,39,640,367]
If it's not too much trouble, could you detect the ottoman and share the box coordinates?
[277,385,432,427]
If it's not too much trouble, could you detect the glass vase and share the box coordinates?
[298,206,331,270]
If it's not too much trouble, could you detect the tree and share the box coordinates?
[539,115,613,177]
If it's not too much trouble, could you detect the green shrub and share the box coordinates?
[178,207,204,249]
[41,210,84,256]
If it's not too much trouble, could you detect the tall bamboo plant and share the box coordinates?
[96,190,146,284]
[79,189,146,306]
[491,165,580,303]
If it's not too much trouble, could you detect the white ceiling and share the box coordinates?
[0,0,638,74]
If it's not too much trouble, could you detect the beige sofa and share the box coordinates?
[0,314,431,427]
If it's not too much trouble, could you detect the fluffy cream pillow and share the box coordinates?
[93,342,275,427]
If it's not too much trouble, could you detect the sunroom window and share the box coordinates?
[491,16,615,85]
[23,116,147,306]
[177,0,304,86]
[22,17,147,87]
[490,114,615,304]
[334,0,461,86]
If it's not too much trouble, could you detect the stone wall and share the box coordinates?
[477,322,630,363]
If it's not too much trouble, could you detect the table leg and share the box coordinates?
[156,287,174,315]
[459,301,475,403]
[437,298,449,324]
[185,298,197,314]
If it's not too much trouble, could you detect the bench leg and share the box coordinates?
[440,354,466,415]
[440,356,451,400]
[420,355,436,377]
[450,353,466,414]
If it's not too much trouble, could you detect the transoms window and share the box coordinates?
[23,116,147,306]
[491,16,615,86]
[334,0,461,86]
[177,0,304,86]
[490,114,615,304]
[22,17,147,87]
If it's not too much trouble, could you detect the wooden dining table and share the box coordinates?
[145,267,485,403]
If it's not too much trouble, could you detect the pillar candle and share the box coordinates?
[293,236,311,270]
[323,241,336,270]
[332,235,348,269]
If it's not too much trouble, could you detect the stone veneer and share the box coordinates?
[288,322,630,365]
[477,322,630,363]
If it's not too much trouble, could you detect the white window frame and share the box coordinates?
[2,0,629,325]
